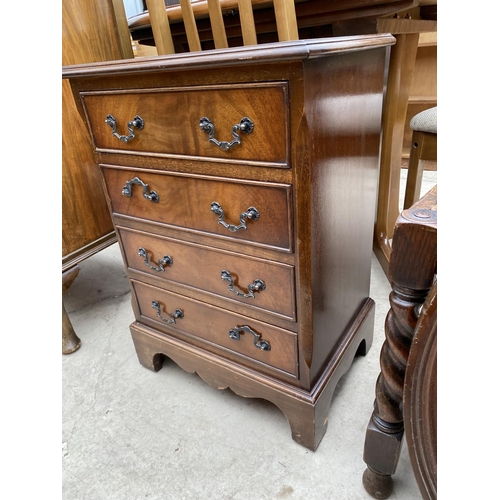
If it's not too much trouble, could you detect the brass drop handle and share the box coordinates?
[105,114,144,142]
[221,270,265,299]
[151,300,183,324]
[229,326,271,351]
[211,202,259,232]
[138,248,173,272]
[199,116,254,151]
[122,176,159,202]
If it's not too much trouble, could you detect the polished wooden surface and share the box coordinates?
[118,226,297,319]
[62,0,132,67]
[363,185,437,498]
[80,83,288,163]
[128,1,436,279]
[64,35,393,450]
[62,0,133,267]
[131,279,299,377]
[101,166,293,250]
[62,0,135,353]
[404,281,437,500]
[62,80,116,265]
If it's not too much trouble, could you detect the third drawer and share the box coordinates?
[119,226,296,321]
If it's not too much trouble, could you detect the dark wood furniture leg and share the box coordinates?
[404,281,437,500]
[363,186,437,498]
[62,266,81,355]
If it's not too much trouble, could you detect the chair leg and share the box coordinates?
[404,130,437,210]
[404,130,425,209]
[62,266,81,354]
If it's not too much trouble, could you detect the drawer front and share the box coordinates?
[119,227,296,320]
[131,280,298,377]
[81,83,288,164]
[102,166,293,251]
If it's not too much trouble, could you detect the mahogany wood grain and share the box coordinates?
[101,166,293,251]
[80,83,289,163]
[131,279,299,378]
[129,296,374,450]
[62,80,116,264]
[62,35,394,78]
[301,45,389,384]
[62,0,134,353]
[118,226,296,320]
[64,36,394,449]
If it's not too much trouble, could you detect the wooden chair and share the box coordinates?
[130,1,426,54]
[362,185,437,499]
[373,10,437,277]
[403,106,437,209]
[144,0,299,55]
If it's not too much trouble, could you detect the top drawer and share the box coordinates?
[80,83,289,165]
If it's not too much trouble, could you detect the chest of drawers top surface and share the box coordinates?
[62,35,394,78]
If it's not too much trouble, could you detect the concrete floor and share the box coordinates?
[62,171,437,500]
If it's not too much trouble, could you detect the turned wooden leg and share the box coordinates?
[363,187,437,498]
[363,285,424,498]
[62,266,81,354]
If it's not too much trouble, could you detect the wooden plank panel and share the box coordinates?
[207,0,229,48]
[238,0,258,45]
[180,0,202,51]
[146,0,175,54]
[110,0,135,58]
[273,0,299,41]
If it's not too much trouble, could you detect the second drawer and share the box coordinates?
[119,226,296,321]
[101,165,293,251]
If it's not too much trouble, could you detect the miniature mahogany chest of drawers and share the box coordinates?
[63,35,394,451]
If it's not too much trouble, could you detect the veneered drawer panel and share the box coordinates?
[102,166,293,251]
[131,280,298,377]
[81,83,288,164]
[119,227,296,321]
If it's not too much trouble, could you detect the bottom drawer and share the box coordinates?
[131,280,298,377]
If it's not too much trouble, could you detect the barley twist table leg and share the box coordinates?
[363,284,428,498]
[362,187,437,498]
